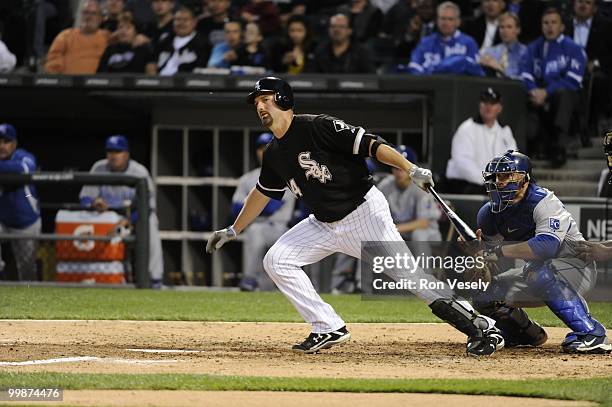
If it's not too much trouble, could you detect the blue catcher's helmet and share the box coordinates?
[256,132,273,146]
[395,145,418,164]
[482,150,532,213]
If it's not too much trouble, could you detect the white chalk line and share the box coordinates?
[0,320,445,326]
[0,356,179,366]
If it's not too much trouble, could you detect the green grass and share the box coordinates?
[0,373,609,404]
[0,287,611,327]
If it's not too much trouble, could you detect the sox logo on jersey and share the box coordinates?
[298,152,332,183]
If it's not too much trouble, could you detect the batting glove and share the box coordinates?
[409,166,435,190]
[206,226,237,253]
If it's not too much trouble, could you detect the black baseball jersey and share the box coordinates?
[256,114,374,222]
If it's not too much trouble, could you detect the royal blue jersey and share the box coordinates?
[520,34,587,94]
[477,183,584,259]
[408,30,483,76]
[0,148,40,228]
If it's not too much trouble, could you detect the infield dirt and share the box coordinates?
[1,320,610,380]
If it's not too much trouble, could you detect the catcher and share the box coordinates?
[464,150,610,354]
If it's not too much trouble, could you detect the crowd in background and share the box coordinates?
[0,0,611,162]
[0,0,609,74]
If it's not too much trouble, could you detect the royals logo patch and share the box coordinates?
[549,217,560,231]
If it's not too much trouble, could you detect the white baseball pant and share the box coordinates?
[263,186,454,333]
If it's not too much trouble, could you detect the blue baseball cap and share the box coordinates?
[105,135,129,151]
[0,123,17,140]
[256,132,273,146]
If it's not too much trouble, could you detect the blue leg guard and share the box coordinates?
[524,262,606,336]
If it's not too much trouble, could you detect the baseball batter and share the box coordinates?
[207,77,504,356]
[474,150,611,354]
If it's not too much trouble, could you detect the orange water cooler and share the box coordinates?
[55,210,126,284]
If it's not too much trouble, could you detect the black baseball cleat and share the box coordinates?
[466,327,505,357]
[561,333,612,354]
[291,326,351,354]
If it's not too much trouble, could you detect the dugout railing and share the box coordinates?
[0,172,150,288]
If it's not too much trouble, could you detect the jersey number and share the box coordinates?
[288,178,303,198]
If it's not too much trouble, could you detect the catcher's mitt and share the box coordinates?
[463,260,498,285]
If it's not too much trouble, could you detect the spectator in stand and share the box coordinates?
[0,124,41,281]
[151,0,175,46]
[97,11,154,73]
[80,135,164,288]
[565,0,612,135]
[125,0,157,35]
[337,0,383,43]
[207,19,242,68]
[271,15,316,74]
[0,40,16,72]
[507,0,544,44]
[384,0,437,60]
[197,0,231,46]
[45,0,111,74]
[479,12,527,78]
[445,88,517,193]
[462,0,504,51]
[239,0,281,37]
[408,1,483,76]
[147,5,211,75]
[233,21,270,69]
[566,0,612,76]
[520,7,587,167]
[101,0,125,32]
[305,13,375,73]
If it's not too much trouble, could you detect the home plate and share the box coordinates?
[126,348,203,354]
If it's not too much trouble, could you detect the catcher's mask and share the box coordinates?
[603,129,612,171]
[482,150,531,213]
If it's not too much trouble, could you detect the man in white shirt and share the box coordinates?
[445,87,517,193]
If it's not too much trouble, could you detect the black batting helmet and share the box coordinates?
[246,76,294,111]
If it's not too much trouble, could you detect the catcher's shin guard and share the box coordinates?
[526,262,605,336]
[430,298,504,356]
[476,301,547,347]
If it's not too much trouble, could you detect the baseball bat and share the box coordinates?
[427,185,477,241]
